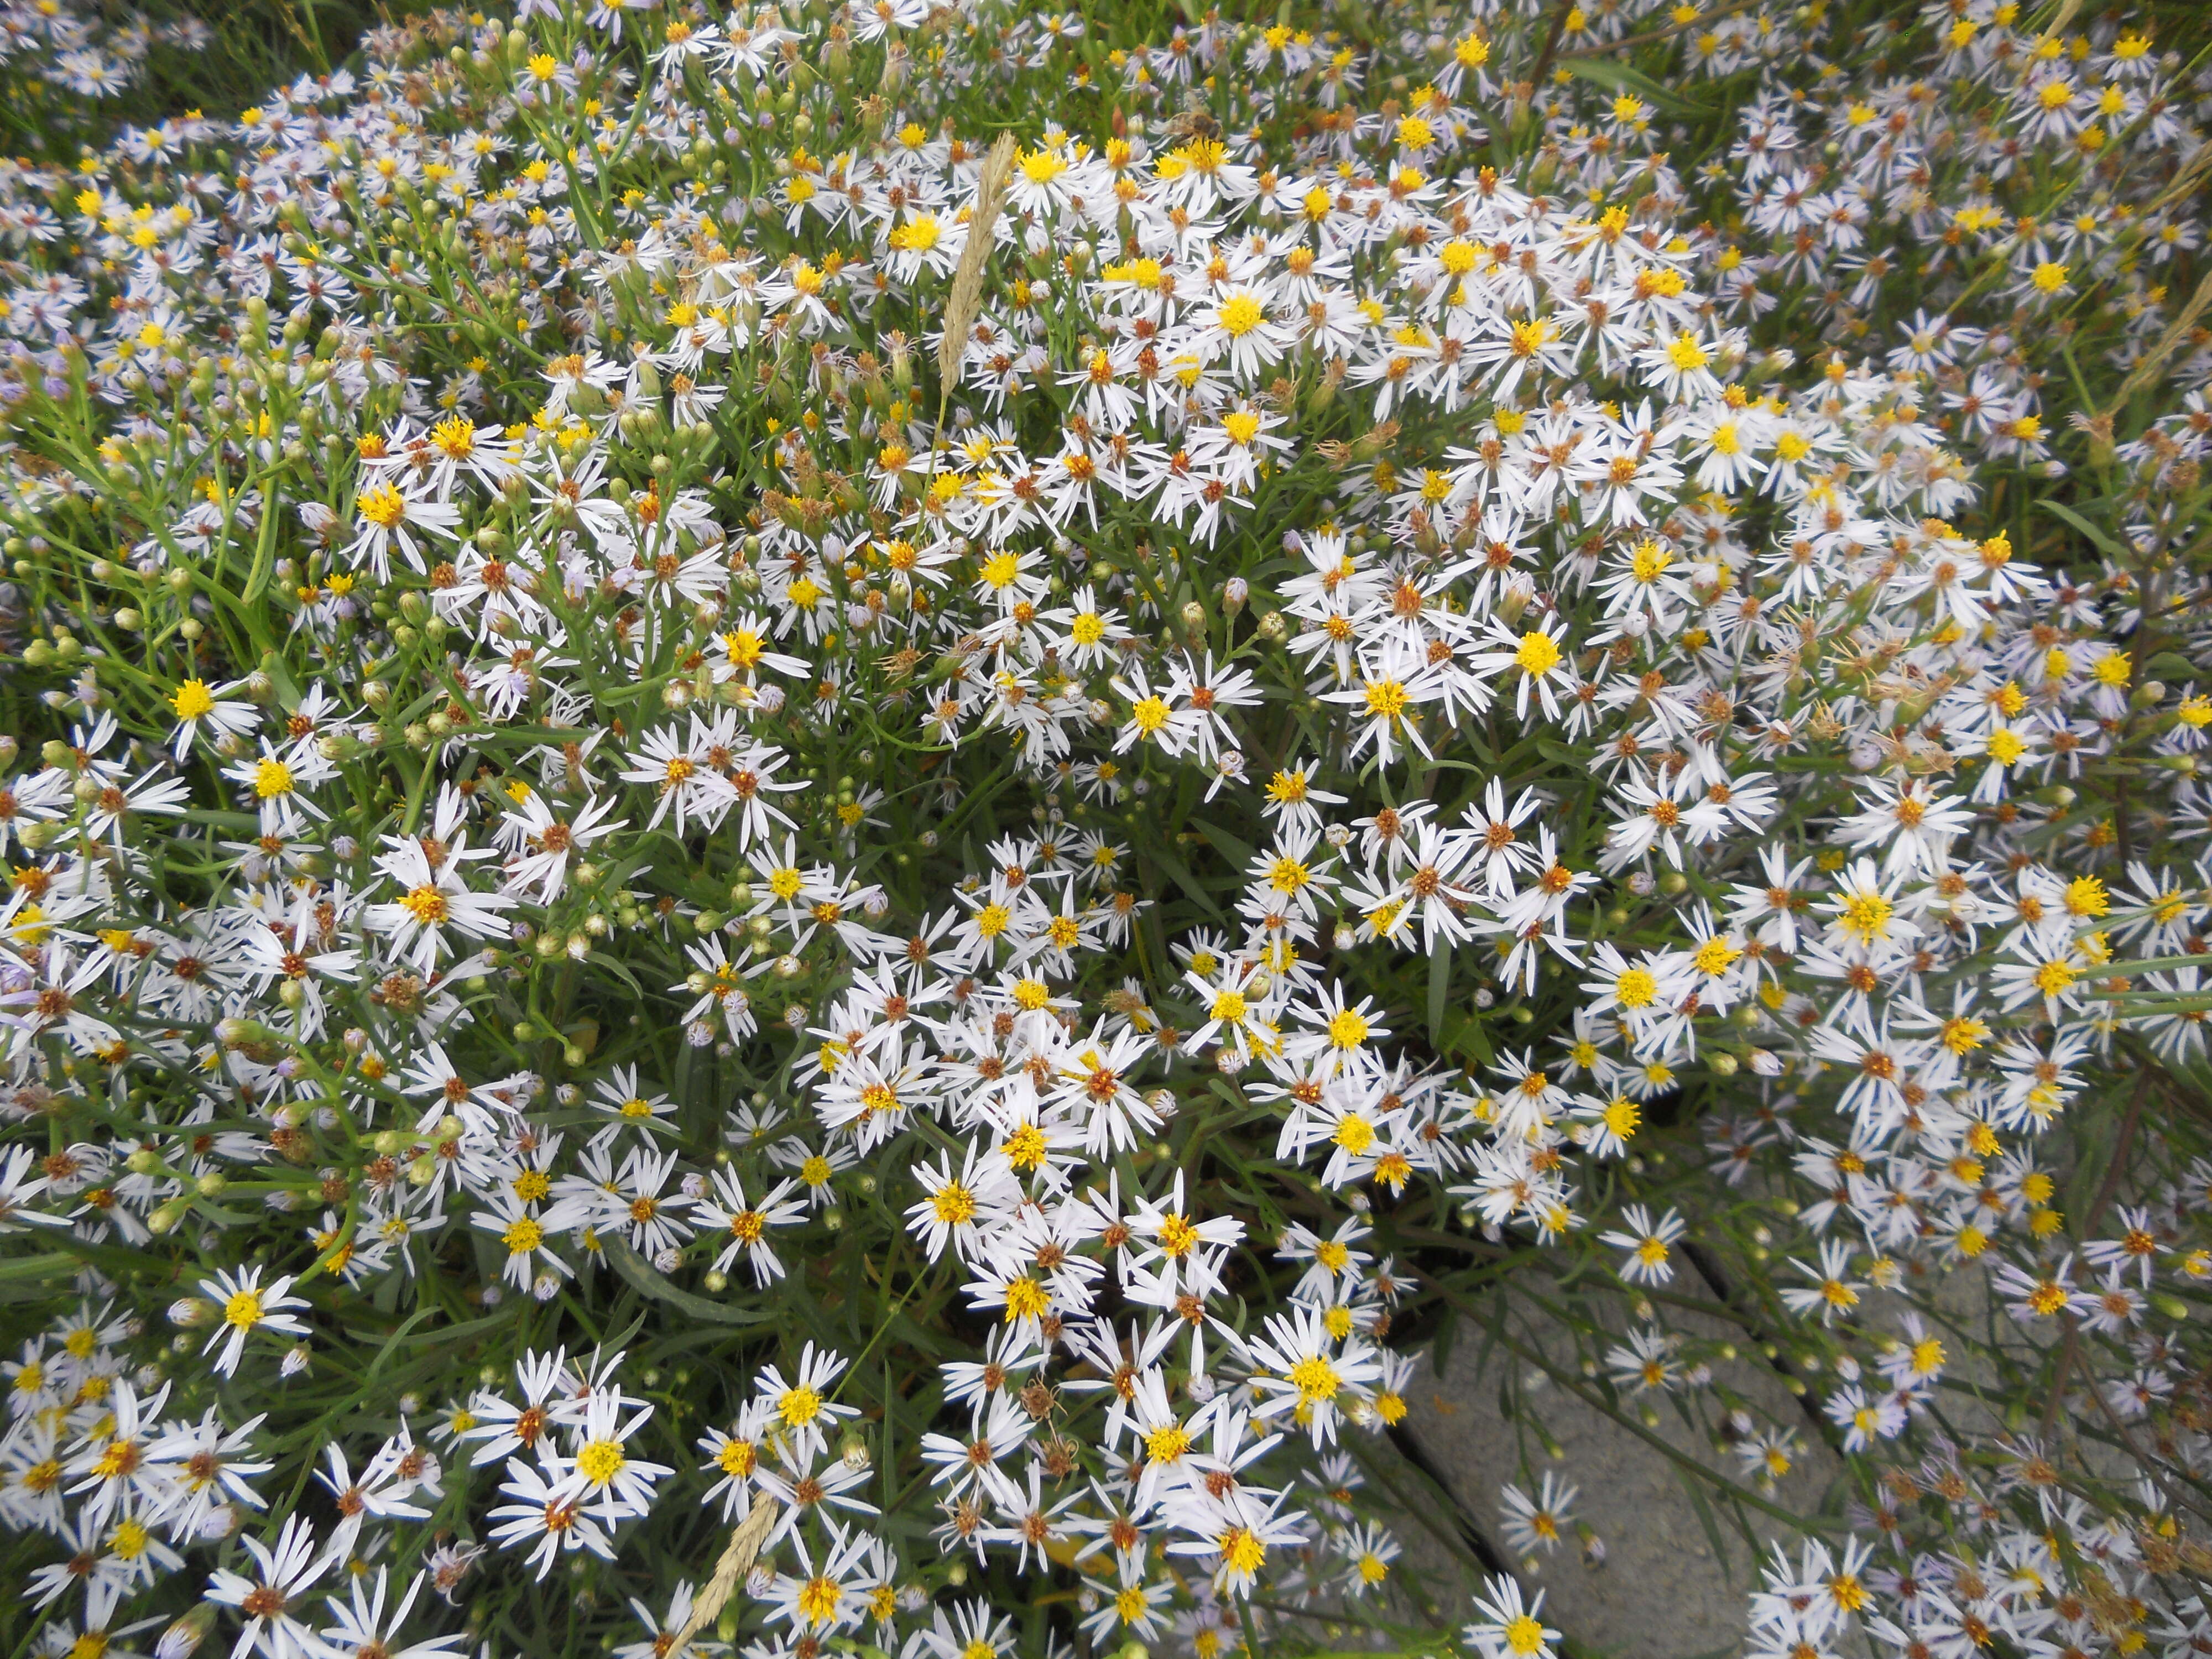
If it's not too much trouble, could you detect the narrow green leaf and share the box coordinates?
[1140,839,1225,921]
[603,1238,774,1326]
[1439,1004,1494,1067]
[1192,817,1257,869]
[1430,1306,1458,1378]
[0,1252,76,1282]
[2038,498,2126,560]
[0,1253,76,1301]
[1563,56,1712,117]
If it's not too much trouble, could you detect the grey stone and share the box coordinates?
[1397,1278,1845,1659]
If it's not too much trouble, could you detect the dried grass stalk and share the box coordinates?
[666,1498,781,1655]
[2105,265,2212,419]
[936,132,1019,403]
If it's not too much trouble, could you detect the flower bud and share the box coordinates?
[166,1296,211,1327]
[156,1603,218,1659]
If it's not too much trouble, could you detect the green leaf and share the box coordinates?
[1430,1306,1458,1378]
[1534,739,1588,770]
[2038,499,2126,560]
[1140,838,1225,922]
[1563,56,1712,117]
[1427,944,1452,1048]
[2062,1108,2111,1228]
[603,1238,775,1326]
[0,1252,76,1302]
[1678,1462,1745,1566]
[1192,817,1257,869]
[0,1251,76,1282]
[1207,1077,1261,1127]
[1438,1004,1494,1067]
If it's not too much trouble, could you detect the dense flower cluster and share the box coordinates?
[3,0,2212,1656]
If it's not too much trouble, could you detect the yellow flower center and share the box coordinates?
[931,1182,977,1226]
[889,213,941,251]
[1018,148,1067,185]
[1219,1526,1267,1575]
[1217,294,1265,337]
[1837,891,1892,944]
[1614,967,1658,1009]
[1515,632,1562,676]
[1286,1355,1340,1404]
[1504,1614,1547,1657]
[1145,1423,1190,1464]
[1691,937,1740,977]
[1003,1124,1047,1170]
[400,885,449,925]
[779,1384,822,1427]
[1363,679,1408,718]
[356,482,408,529]
[796,1576,841,1626]
[573,1438,626,1486]
[1002,1276,1048,1322]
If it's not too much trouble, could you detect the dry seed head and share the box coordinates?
[937,132,1019,398]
